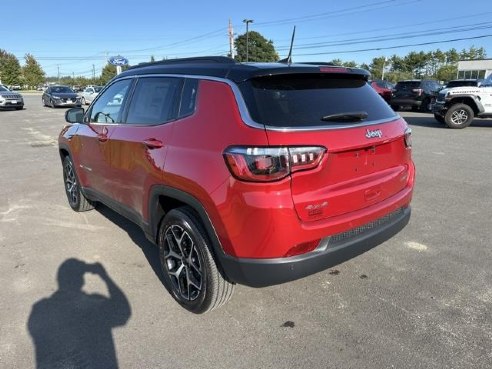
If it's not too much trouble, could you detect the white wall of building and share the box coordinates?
[457,59,492,79]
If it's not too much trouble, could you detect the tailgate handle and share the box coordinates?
[144,138,163,149]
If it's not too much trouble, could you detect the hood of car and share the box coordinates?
[442,86,482,96]
[50,92,79,99]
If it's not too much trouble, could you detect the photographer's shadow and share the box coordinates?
[28,259,131,369]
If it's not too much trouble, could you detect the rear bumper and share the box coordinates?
[221,206,411,287]
[391,98,421,107]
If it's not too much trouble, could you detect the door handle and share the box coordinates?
[144,138,163,149]
[98,134,108,142]
[98,127,108,142]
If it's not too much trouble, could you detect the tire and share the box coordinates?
[444,103,474,129]
[434,114,445,124]
[42,98,46,107]
[15,106,23,110]
[62,156,94,212]
[390,104,399,111]
[50,99,55,108]
[81,97,86,105]
[158,207,234,314]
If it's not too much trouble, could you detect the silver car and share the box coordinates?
[0,85,24,110]
[80,86,103,105]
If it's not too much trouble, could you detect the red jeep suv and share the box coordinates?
[59,57,415,313]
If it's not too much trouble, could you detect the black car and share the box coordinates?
[391,79,441,112]
[42,86,81,108]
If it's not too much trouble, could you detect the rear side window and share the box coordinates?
[239,74,396,127]
[178,78,198,118]
[125,77,182,125]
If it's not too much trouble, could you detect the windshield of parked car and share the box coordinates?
[239,73,396,127]
[0,85,10,92]
[52,86,73,93]
[94,86,103,92]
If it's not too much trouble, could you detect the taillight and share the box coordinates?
[412,88,423,96]
[404,128,412,148]
[224,146,326,182]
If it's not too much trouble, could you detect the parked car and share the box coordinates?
[369,79,394,102]
[391,79,441,112]
[80,86,103,105]
[59,56,415,313]
[432,74,492,128]
[0,84,24,110]
[42,85,81,108]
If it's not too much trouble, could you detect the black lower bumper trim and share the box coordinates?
[220,207,411,287]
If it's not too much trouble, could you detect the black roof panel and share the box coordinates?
[117,56,370,83]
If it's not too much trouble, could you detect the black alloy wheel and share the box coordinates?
[158,207,234,313]
[62,156,94,211]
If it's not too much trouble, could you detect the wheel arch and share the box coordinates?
[447,95,484,115]
[147,186,227,264]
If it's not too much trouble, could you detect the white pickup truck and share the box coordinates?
[432,75,492,128]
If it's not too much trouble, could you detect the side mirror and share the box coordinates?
[65,107,85,123]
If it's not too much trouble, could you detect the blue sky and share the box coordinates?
[3,0,492,77]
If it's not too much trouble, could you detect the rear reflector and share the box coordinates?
[224,146,326,182]
[284,240,320,257]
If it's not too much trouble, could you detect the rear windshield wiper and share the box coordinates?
[321,111,368,122]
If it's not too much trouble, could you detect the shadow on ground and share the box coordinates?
[28,259,131,369]
[95,205,166,287]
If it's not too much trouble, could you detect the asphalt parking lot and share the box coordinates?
[1,94,491,369]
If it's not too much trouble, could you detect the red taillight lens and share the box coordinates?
[224,146,326,182]
[412,88,423,96]
[404,128,412,148]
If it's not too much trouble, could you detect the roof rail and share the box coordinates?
[131,56,237,69]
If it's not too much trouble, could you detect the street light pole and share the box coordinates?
[243,19,254,62]
[381,57,387,80]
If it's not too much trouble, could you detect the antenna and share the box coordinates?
[279,26,296,65]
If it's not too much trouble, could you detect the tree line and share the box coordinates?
[0,34,488,89]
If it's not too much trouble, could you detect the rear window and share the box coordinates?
[239,74,396,128]
[395,81,420,90]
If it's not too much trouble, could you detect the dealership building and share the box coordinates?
[457,59,492,79]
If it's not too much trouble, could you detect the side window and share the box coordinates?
[89,79,132,124]
[178,78,199,118]
[125,77,182,125]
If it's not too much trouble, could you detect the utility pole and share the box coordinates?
[57,65,60,82]
[243,19,253,62]
[228,19,235,59]
[92,64,95,83]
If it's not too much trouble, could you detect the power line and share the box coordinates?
[291,34,492,56]
[276,22,492,51]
